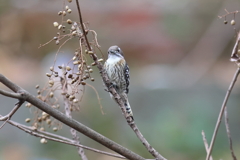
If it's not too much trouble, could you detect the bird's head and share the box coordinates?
[108,45,124,58]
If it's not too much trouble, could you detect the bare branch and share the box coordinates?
[224,107,237,160]
[61,72,88,160]
[74,1,166,159]
[206,67,240,160]
[6,120,126,159]
[0,73,144,160]
[0,100,25,129]
[201,131,213,160]
[0,89,23,99]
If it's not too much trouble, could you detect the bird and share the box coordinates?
[104,45,133,117]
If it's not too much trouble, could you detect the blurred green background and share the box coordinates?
[1,0,240,160]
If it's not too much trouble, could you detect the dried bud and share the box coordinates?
[73,99,79,103]
[91,78,95,81]
[72,31,77,36]
[224,20,228,24]
[58,11,63,15]
[35,85,40,89]
[89,69,93,73]
[68,0,72,2]
[49,80,54,86]
[91,62,97,66]
[25,118,31,123]
[81,81,86,85]
[58,24,63,30]
[55,40,60,45]
[98,58,103,62]
[49,92,54,98]
[40,127,45,131]
[46,119,51,125]
[40,138,47,144]
[231,19,235,25]
[72,56,77,60]
[63,11,66,16]
[53,127,58,132]
[65,6,69,10]
[25,103,32,108]
[67,19,72,24]
[53,22,59,27]
[46,73,51,77]
[88,51,94,54]
[67,9,72,13]
[66,66,71,71]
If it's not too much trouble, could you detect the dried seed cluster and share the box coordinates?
[26,1,103,142]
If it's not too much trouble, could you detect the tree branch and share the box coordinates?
[206,67,240,160]
[201,131,213,160]
[5,119,126,159]
[74,1,166,159]
[61,72,88,160]
[0,97,25,129]
[0,73,144,160]
[0,89,23,99]
[224,107,237,160]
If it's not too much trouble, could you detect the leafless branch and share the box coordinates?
[0,98,25,129]
[0,73,144,160]
[75,1,166,159]
[5,119,126,159]
[201,131,213,160]
[0,89,23,99]
[224,107,237,160]
[61,72,88,160]
[206,67,240,160]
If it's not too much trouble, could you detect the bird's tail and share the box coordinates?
[120,94,133,117]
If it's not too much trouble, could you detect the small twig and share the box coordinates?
[224,107,237,160]
[5,119,126,159]
[201,131,213,160]
[0,89,23,99]
[61,73,88,160]
[75,1,166,159]
[206,67,240,160]
[0,100,25,129]
[0,73,144,160]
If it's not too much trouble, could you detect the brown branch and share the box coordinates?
[0,73,144,160]
[224,107,237,160]
[5,119,126,159]
[201,131,213,160]
[75,1,166,159]
[0,97,25,129]
[206,67,240,160]
[0,89,23,99]
[61,71,88,160]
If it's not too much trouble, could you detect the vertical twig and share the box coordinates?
[206,67,240,160]
[61,73,88,160]
[74,1,166,159]
[202,131,213,160]
[224,107,237,160]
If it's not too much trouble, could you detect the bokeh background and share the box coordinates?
[1,0,240,159]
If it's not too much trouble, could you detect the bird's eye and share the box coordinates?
[117,47,120,52]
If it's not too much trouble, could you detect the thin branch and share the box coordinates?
[74,1,166,159]
[201,131,213,160]
[0,89,23,99]
[0,100,25,128]
[224,107,237,160]
[6,120,126,159]
[0,73,144,160]
[206,67,240,160]
[61,73,88,160]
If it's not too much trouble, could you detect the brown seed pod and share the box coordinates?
[46,73,51,77]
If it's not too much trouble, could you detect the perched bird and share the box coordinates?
[104,45,132,117]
